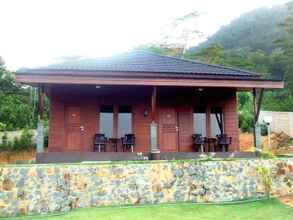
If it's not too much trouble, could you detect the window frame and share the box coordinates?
[99,105,114,138]
[211,107,224,137]
[193,106,207,137]
[98,105,133,138]
[118,105,133,138]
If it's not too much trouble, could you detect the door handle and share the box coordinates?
[80,126,84,132]
[175,126,179,132]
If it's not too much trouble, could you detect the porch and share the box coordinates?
[46,85,239,157]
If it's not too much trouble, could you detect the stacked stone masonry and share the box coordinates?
[0,159,292,216]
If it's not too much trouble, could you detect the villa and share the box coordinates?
[16,50,284,162]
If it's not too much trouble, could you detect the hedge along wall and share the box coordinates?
[0,159,293,216]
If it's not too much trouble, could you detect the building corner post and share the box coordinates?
[150,86,160,160]
[37,85,45,153]
[37,120,44,153]
[253,88,264,156]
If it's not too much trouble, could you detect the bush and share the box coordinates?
[12,137,21,151]
[0,122,6,131]
[12,129,34,151]
[256,166,272,198]
[239,110,254,132]
[0,132,10,151]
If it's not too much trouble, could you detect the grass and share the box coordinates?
[3,199,293,220]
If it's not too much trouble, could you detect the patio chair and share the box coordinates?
[122,134,135,152]
[192,134,205,152]
[93,133,107,152]
[216,134,232,152]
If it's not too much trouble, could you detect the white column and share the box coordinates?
[255,122,261,153]
[150,121,159,153]
[37,85,45,153]
[36,119,44,153]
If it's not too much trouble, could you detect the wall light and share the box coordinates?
[144,109,148,117]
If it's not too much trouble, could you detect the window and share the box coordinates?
[211,107,224,137]
[193,106,206,137]
[99,105,114,138]
[118,106,132,138]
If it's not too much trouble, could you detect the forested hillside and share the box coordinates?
[194,5,288,53]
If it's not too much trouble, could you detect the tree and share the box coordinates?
[184,43,225,64]
[0,58,37,130]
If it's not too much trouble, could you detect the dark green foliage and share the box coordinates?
[18,128,34,150]
[194,6,288,53]
[0,132,10,151]
[274,1,293,98]
[186,44,274,76]
[137,44,184,57]
[185,44,225,64]
[237,92,254,132]
[0,93,35,130]
[0,122,6,131]
[262,89,293,111]
[0,61,38,131]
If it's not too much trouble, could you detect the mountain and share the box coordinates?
[193,5,288,53]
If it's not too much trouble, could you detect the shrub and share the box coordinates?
[256,166,272,198]
[260,151,276,159]
[0,122,6,131]
[238,110,254,132]
[0,132,9,151]
[20,128,34,149]
[12,136,21,151]
[12,129,34,151]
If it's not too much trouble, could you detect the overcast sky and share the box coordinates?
[0,0,289,70]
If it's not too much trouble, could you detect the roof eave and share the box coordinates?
[16,73,284,89]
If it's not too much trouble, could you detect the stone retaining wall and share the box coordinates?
[0,159,292,216]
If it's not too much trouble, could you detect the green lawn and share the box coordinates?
[4,199,293,220]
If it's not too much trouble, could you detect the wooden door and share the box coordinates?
[159,107,179,152]
[65,106,82,151]
[178,107,193,152]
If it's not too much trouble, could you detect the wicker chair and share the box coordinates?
[192,134,205,152]
[216,134,232,152]
[122,134,135,152]
[93,133,107,152]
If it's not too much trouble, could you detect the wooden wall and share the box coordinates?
[48,85,240,152]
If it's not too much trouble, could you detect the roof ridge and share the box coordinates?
[136,49,261,77]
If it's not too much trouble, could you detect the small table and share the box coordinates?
[204,138,217,152]
[108,138,119,152]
